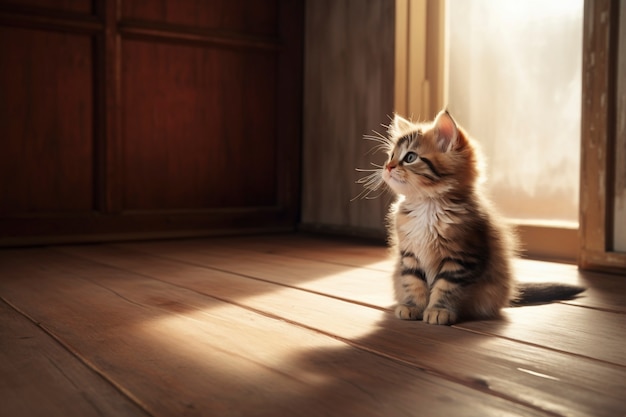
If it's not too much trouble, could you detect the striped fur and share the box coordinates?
[359,109,584,324]
[383,110,516,324]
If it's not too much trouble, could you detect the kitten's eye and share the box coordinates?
[403,152,418,163]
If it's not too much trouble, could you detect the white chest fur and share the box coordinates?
[393,197,466,285]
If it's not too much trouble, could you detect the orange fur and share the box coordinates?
[382,110,516,324]
[358,109,583,324]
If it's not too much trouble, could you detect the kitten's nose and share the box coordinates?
[386,162,396,172]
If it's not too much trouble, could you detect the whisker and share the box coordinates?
[352,168,387,201]
[366,138,390,144]
[356,175,380,187]
[354,128,391,201]
[355,172,380,185]
[355,169,381,179]
[365,144,389,156]
[373,129,388,139]
[364,190,387,200]
[351,187,373,201]
[363,138,392,151]
[363,135,388,144]
[352,186,385,201]
[371,129,389,138]
[364,131,393,144]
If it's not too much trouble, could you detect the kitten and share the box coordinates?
[360,109,584,325]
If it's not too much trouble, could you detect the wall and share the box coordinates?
[301,0,395,237]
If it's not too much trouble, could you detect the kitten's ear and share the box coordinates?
[388,114,414,137]
[434,109,458,152]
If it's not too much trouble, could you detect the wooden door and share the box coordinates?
[0,0,303,245]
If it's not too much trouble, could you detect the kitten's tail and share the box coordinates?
[511,282,585,306]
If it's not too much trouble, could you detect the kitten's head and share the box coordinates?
[380,109,481,199]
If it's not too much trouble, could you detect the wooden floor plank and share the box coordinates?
[121,237,623,314]
[110,241,626,364]
[118,239,397,309]
[512,259,626,313]
[57,243,626,417]
[456,303,626,366]
[0,298,149,417]
[566,269,626,312]
[215,233,394,270]
[127,234,394,271]
[0,248,555,417]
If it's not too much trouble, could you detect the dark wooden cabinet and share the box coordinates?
[0,0,303,245]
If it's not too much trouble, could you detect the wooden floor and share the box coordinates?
[0,234,624,417]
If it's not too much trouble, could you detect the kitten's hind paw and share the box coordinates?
[423,307,457,325]
[395,305,423,320]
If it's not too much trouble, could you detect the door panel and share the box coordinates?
[120,39,277,210]
[0,0,93,14]
[121,0,278,35]
[0,26,94,214]
[0,0,302,245]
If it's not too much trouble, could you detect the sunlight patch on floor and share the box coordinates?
[139,303,369,388]
[512,258,581,285]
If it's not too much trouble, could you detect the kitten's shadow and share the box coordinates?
[278,312,499,415]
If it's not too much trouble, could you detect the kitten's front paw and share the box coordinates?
[395,304,423,320]
[423,307,457,325]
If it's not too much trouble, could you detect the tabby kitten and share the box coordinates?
[362,109,583,325]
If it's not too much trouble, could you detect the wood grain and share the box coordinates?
[579,0,626,272]
[53,239,626,417]
[0,26,94,214]
[613,1,626,252]
[0,299,149,417]
[0,0,303,245]
[301,0,395,236]
[115,239,398,308]
[67,241,626,366]
[0,0,93,15]
[120,0,279,36]
[113,236,624,314]
[0,246,558,417]
[120,39,277,210]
